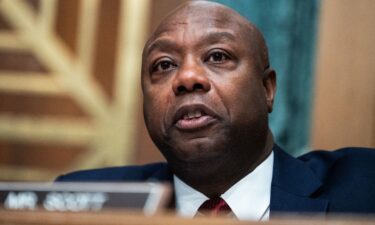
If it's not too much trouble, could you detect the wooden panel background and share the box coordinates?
[311,0,375,150]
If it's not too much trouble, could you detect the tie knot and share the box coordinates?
[198,197,232,217]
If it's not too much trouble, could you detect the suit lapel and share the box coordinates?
[270,145,329,215]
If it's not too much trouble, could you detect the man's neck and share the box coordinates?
[174,151,274,219]
[170,132,274,197]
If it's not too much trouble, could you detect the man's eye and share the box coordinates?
[206,51,230,63]
[152,60,176,73]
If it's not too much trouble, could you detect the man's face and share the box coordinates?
[141,7,274,165]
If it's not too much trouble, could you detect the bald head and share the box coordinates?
[143,1,269,72]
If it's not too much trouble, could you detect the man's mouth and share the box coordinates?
[182,110,205,119]
[173,104,218,131]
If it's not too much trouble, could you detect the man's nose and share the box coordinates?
[172,61,211,95]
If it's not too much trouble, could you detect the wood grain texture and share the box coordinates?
[0,0,149,180]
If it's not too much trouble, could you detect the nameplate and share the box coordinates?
[0,182,171,214]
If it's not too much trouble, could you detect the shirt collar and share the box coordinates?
[174,151,274,220]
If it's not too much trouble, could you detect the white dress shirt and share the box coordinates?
[174,151,274,221]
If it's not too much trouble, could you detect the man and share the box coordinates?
[56,1,375,220]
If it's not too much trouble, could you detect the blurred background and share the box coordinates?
[0,0,373,181]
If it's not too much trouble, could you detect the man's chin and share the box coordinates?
[168,139,226,162]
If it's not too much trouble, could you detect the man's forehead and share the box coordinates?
[156,16,241,36]
[142,1,268,70]
[149,2,250,40]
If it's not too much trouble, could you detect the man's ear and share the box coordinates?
[262,68,276,113]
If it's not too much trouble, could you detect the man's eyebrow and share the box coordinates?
[145,31,236,56]
[145,39,179,56]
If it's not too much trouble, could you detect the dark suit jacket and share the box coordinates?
[56,145,375,215]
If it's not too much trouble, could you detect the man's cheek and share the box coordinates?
[146,100,164,123]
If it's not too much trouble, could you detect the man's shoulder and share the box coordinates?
[55,162,172,182]
[298,147,375,168]
[273,146,375,213]
[299,146,375,160]
[297,147,375,176]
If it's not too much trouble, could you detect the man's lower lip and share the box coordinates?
[175,115,215,131]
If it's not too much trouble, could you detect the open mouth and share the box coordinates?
[182,109,206,120]
[173,104,217,131]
